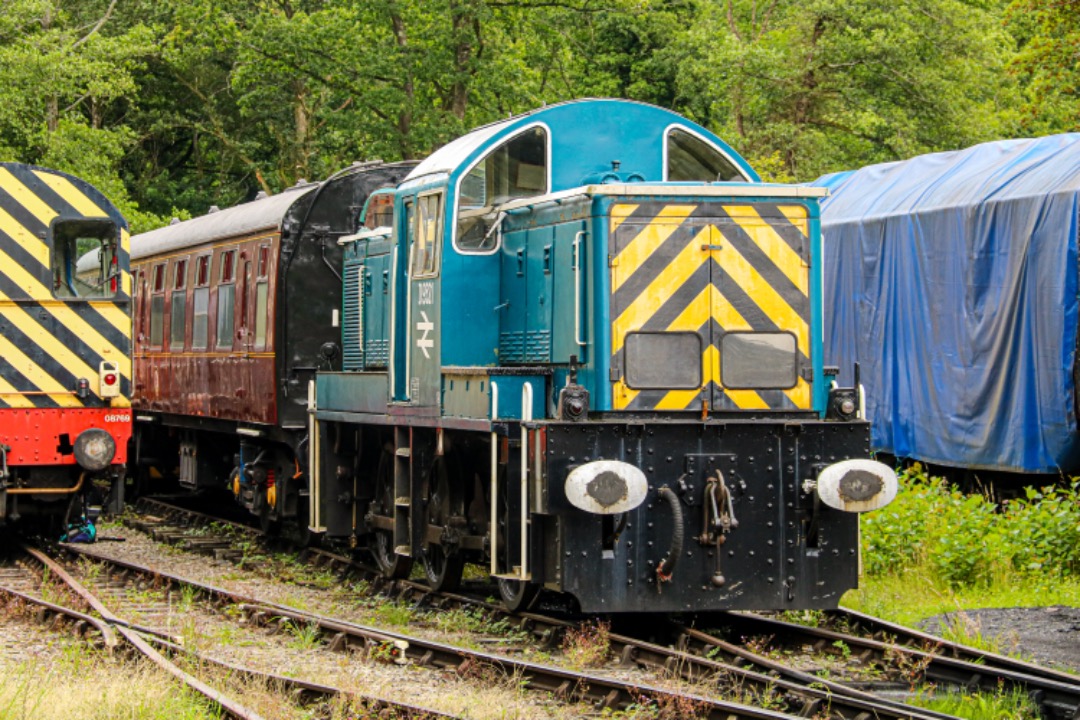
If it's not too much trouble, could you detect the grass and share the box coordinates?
[848,467,1080,625]
[843,468,1080,720]
[0,651,222,720]
[909,686,1039,720]
[843,568,1080,628]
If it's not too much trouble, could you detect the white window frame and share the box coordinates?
[662,124,752,183]
[451,121,552,256]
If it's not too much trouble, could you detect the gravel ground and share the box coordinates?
[0,610,82,666]
[920,606,1080,673]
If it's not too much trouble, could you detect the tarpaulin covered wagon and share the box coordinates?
[816,134,1080,473]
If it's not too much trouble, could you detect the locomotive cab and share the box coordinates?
[314,99,896,612]
[0,164,132,529]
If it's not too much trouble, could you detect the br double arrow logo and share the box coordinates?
[416,311,434,359]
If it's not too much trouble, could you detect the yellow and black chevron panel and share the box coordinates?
[0,163,131,409]
[610,201,811,412]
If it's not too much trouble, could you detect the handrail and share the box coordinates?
[520,382,533,580]
[489,382,499,576]
[573,231,586,347]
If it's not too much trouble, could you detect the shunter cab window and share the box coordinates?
[149,263,166,347]
[51,218,118,299]
[666,128,746,182]
[362,191,395,231]
[216,250,237,349]
[170,259,187,350]
[192,255,211,349]
[456,126,547,252]
[410,192,443,277]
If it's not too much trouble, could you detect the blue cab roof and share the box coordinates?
[404,98,760,189]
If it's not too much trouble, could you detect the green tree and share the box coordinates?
[675,0,1022,179]
[0,0,167,230]
[1006,0,1080,132]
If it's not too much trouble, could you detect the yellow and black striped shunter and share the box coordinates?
[0,163,131,527]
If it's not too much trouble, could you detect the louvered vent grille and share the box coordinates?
[342,259,364,370]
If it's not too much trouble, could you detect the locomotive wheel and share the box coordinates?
[497,577,539,612]
[372,449,413,579]
[421,456,465,592]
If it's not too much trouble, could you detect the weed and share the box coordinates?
[909,685,1039,720]
[780,609,824,627]
[831,639,852,660]
[562,619,611,668]
[0,656,224,719]
[370,600,415,627]
[175,583,198,613]
[283,619,322,650]
[432,605,489,634]
[861,471,1080,590]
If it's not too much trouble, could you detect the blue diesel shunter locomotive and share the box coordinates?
[311,99,896,612]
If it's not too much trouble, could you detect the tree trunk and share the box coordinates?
[390,7,414,158]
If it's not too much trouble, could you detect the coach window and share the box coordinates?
[410,192,443,277]
[254,245,270,348]
[134,270,146,341]
[666,127,746,182]
[216,249,237,349]
[149,263,166,347]
[169,259,188,350]
[456,125,547,252]
[192,255,211,349]
[50,218,118,298]
[239,258,251,343]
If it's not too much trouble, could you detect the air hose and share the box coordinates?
[656,486,684,583]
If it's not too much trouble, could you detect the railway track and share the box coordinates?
[56,539,812,720]
[690,611,1080,720]
[123,497,1080,719]
[0,542,461,720]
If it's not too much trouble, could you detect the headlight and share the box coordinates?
[826,387,860,421]
[74,428,116,471]
[564,460,648,515]
[814,459,897,513]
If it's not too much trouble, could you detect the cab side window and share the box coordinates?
[410,192,443,277]
[456,126,547,252]
[666,127,746,182]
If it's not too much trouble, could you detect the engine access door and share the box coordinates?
[610,201,812,412]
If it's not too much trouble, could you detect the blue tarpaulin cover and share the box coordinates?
[815,135,1080,473]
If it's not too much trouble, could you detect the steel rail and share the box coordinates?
[141,635,463,720]
[709,612,1080,720]
[0,583,118,648]
[127,498,957,719]
[13,541,465,720]
[832,606,1080,687]
[414,595,954,720]
[57,544,804,720]
[17,544,268,720]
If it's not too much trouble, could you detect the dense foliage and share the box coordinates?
[0,0,1075,230]
[862,467,1080,590]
